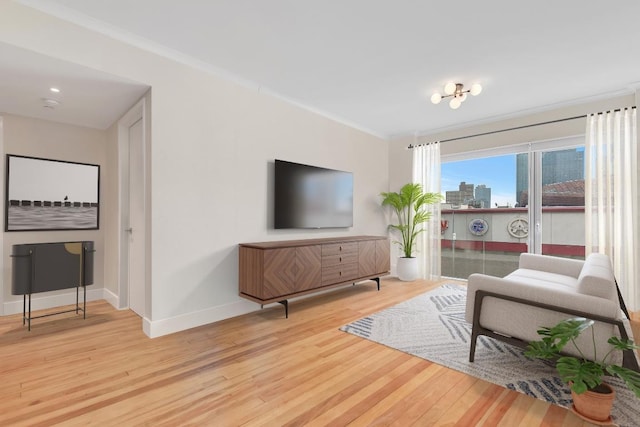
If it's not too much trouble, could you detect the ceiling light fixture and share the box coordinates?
[431,82,482,109]
[50,87,60,93]
[42,98,60,105]
[42,98,61,109]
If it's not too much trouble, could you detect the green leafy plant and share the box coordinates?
[380,183,442,258]
[525,317,640,397]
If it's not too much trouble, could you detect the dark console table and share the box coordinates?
[11,241,95,330]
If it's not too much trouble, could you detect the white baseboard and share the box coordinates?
[144,299,259,338]
[144,280,387,338]
[101,288,120,310]
[3,287,107,316]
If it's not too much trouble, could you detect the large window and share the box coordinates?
[441,138,585,279]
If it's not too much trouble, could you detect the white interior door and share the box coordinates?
[127,118,145,317]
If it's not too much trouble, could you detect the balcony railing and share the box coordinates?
[441,207,585,280]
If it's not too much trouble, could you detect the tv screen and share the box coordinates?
[274,160,353,229]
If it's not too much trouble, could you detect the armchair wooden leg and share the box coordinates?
[469,330,478,362]
[469,289,487,363]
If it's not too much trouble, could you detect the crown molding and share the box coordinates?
[17,0,387,140]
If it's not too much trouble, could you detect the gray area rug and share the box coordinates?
[340,283,640,427]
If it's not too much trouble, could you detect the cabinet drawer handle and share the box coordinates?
[339,271,342,276]
[339,246,342,251]
[339,257,342,262]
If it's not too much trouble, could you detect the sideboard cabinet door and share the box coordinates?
[358,240,377,277]
[376,239,391,274]
[263,248,297,299]
[293,245,322,292]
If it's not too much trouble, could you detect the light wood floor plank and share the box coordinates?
[0,278,604,426]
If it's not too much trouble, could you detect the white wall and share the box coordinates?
[147,72,388,334]
[0,114,107,314]
[0,3,389,336]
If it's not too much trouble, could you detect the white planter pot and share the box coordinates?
[397,257,419,281]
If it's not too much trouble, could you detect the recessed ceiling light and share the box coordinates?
[42,98,60,106]
[50,87,60,93]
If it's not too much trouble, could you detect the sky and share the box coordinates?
[442,154,517,207]
[8,156,99,202]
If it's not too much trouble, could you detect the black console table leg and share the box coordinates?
[373,277,380,291]
[27,294,32,331]
[278,300,289,318]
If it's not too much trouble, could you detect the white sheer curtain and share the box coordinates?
[412,142,441,280]
[585,108,638,311]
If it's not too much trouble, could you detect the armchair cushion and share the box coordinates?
[518,253,584,278]
[506,268,578,292]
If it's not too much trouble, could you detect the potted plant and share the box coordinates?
[525,317,640,423]
[380,183,442,281]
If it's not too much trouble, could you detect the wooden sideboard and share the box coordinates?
[239,235,390,317]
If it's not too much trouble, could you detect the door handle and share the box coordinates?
[125,228,133,234]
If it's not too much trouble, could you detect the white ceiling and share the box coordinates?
[10,0,640,137]
[0,41,149,130]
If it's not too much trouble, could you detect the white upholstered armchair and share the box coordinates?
[465,253,639,371]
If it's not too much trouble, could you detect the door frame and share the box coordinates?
[0,117,4,315]
[117,97,150,317]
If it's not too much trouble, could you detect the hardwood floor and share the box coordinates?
[0,279,610,426]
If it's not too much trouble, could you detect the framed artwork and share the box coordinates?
[5,155,100,231]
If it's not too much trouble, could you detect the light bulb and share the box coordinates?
[459,93,467,103]
[449,98,461,109]
[430,93,442,104]
[470,83,483,96]
[444,82,456,95]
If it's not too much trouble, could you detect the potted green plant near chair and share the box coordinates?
[380,183,442,281]
[525,317,640,423]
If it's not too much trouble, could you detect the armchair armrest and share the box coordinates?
[518,253,584,278]
[465,273,620,324]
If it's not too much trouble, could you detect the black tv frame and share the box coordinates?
[274,159,353,229]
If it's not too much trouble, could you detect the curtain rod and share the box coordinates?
[407,106,636,149]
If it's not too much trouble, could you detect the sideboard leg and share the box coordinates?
[373,277,380,291]
[278,300,289,318]
[23,295,26,326]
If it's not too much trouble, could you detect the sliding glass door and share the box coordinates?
[441,153,526,278]
[533,148,586,258]
[441,138,585,279]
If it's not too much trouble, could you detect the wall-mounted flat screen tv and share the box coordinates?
[274,159,353,229]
